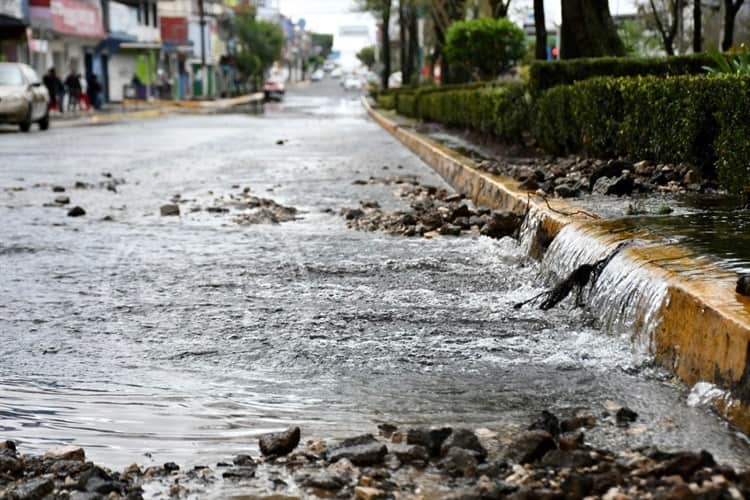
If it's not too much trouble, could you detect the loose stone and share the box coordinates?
[160,204,180,216]
[67,206,86,217]
[259,426,301,457]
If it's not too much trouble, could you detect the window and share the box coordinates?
[21,65,40,84]
[0,65,23,85]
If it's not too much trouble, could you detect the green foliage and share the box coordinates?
[376,93,395,109]
[704,47,750,76]
[235,12,284,89]
[617,19,662,56]
[527,54,715,93]
[310,33,334,58]
[444,17,525,81]
[714,77,750,194]
[357,46,376,69]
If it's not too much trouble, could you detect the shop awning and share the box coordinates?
[119,42,162,50]
[0,15,27,37]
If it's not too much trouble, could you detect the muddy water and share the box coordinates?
[0,82,749,476]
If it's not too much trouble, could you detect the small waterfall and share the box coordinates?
[540,224,669,360]
[518,206,552,260]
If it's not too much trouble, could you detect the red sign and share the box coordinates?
[161,17,188,44]
[50,0,104,38]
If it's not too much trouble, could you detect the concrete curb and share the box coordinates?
[123,92,264,111]
[363,97,750,434]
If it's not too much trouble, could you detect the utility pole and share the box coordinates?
[198,0,207,98]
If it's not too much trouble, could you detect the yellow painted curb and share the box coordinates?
[122,93,264,111]
[364,98,750,434]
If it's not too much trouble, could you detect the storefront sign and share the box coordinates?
[161,16,187,44]
[50,0,104,38]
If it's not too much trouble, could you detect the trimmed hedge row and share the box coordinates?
[527,54,716,93]
[533,75,749,192]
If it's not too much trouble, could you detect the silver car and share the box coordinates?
[0,63,50,132]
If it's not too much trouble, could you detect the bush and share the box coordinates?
[376,93,395,109]
[714,77,750,193]
[527,54,715,93]
[445,18,525,81]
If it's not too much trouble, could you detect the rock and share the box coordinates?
[633,160,653,176]
[450,204,473,220]
[205,206,229,213]
[390,444,429,466]
[361,200,380,209]
[529,410,560,437]
[505,431,557,464]
[737,276,750,296]
[560,415,596,433]
[344,208,364,220]
[79,466,119,494]
[276,139,285,145]
[519,177,539,191]
[558,431,585,451]
[439,447,480,478]
[659,451,715,480]
[299,470,345,490]
[7,478,54,499]
[439,223,462,236]
[67,206,86,217]
[0,455,22,474]
[480,211,521,239]
[553,183,579,198]
[54,195,70,205]
[440,428,487,461]
[354,486,386,500]
[615,407,638,426]
[259,427,301,457]
[591,159,630,187]
[222,466,257,479]
[592,174,634,196]
[540,449,596,469]
[163,461,179,472]
[45,445,85,461]
[52,186,66,192]
[406,427,453,457]
[327,435,387,466]
[160,204,180,216]
[420,211,443,231]
[233,454,256,466]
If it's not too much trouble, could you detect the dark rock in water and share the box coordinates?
[327,434,387,466]
[590,159,630,187]
[205,206,229,213]
[390,444,429,466]
[529,410,560,437]
[659,450,715,479]
[591,470,624,495]
[450,204,473,220]
[163,462,179,472]
[399,213,416,226]
[406,427,453,457]
[377,423,398,438]
[233,454,256,466]
[52,186,66,193]
[480,211,521,239]
[593,174,634,196]
[67,206,86,217]
[222,466,257,479]
[276,140,285,145]
[361,200,380,209]
[615,407,638,426]
[540,449,596,469]
[439,447,479,478]
[420,212,443,231]
[438,223,462,236]
[344,208,364,220]
[440,429,487,462]
[259,427,300,457]
[7,478,54,499]
[0,455,22,474]
[560,415,596,433]
[737,276,750,296]
[299,471,345,490]
[160,204,180,217]
[80,466,119,494]
[453,216,471,229]
[505,431,556,464]
[553,183,579,198]
[558,431,584,451]
[562,472,594,498]
[518,177,539,191]
[476,460,510,479]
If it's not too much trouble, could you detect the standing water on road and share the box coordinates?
[0,82,749,488]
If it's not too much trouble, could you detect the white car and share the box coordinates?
[323,61,335,73]
[0,63,50,132]
[330,67,343,79]
[311,69,324,82]
[388,71,402,88]
[343,77,362,91]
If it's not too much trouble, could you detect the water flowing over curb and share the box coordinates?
[363,98,750,434]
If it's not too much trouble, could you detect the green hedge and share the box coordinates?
[376,94,395,110]
[527,54,715,93]
[715,78,750,193]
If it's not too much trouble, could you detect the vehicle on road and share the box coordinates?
[263,79,285,101]
[343,77,362,91]
[0,63,50,132]
[330,67,343,79]
[388,71,403,88]
[323,61,335,73]
[311,69,324,82]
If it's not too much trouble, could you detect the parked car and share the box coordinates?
[343,77,363,91]
[263,79,285,101]
[0,63,49,132]
[311,69,324,82]
[330,67,343,79]
[388,71,403,88]
[323,61,335,73]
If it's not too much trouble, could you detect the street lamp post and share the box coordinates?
[198,0,207,97]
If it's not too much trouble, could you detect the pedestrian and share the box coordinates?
[87,73,103,110]
[43,68,64,113]
[79,73,90,111]
[65,71,81,112]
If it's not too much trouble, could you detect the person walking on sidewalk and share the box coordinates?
[87,73,103,110]
[65,71,81,112]
[43,68,64,113]
[78,73,90,111]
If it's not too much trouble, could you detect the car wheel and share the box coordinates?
[19,106,32,132]
[38,112,50,131]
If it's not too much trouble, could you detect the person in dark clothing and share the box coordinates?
[87,73,103,110]
[64,72,81,112]
[43,68,64,113]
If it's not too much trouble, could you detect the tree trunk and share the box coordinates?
[382,5,391,89]
[407,2,419,85]
[489,0,510,17]
[534,0,547,60]
[560,0,626,58]
[399,0,408,84]
[722,0,744,51]
[693,0,702,53]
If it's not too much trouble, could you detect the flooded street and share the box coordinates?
[1,79,749,482]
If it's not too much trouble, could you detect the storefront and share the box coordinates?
[0,0,30,63]
[160,16,191,100]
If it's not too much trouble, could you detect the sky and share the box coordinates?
[278,0,640,67]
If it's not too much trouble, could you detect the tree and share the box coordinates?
[235,11,284,89]
[357,46,377,69]
[534,0,547,59]
[429,0,467,83]
[560,0,626,58]
[648,0,685,55]
[398,0,421,85]
[310,33,334,59]
[445,17,525,80]
[722,0,745,50]
[693,0,702,52]
[360,0,393,88]
[488,0,511,17]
